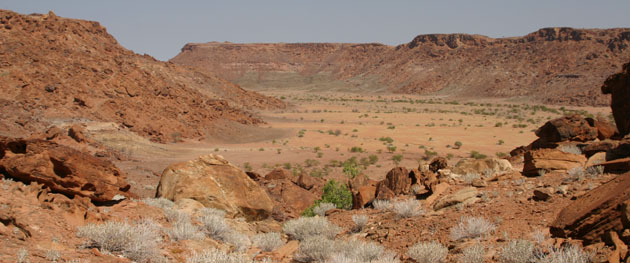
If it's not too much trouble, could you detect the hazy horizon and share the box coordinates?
[2,0,629,61]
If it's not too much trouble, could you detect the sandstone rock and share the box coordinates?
[156,154,274,221]
[598,158,630,174]
[375,182,395,201]
[0,137,133,203]
[533,189,552,201]
[264,179,318,219]
[586,118,617,140]
[382,167,411,195]
[296,173,323,191]
[174,198,205,216]
[610,139,630,160]
[471,178,487,188]
[265,168,291,180]
[246,171,263,181]
[606,231,628,260]
[535,115,598,143]
[353,186,376,209]
[67,124,90,144]
[522,149,586,176]
[409,169,439,194]
[602,62,630,136]
[434,187,479,210]
[550,172,630,244]
[583,140,619,158]
[452,158,513,176]
[622,201,630,229]
[429,157,448,173]
[585,152,607,167]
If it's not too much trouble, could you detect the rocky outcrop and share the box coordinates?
[381,167,411,195]
[602,61,630,136]
[0,137,133,203]
[551,172,630,244]
[535,115,598,143]
[452,158,513,176]
[522,149,587,176]
[261,178,318,220]
[429,157,448,173]
[155,154,274,221]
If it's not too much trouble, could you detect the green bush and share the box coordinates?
[302,180,352,216]
[470,151,487,159]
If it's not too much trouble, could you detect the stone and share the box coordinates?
[375,182,395,201]
[583,140,619,158]
[471,178,487,188]
[409,169,439,193]
[622,201,630,229]
[67,124,90,144]
[296,173,323,191]
[174,198,205,215]
[550,172,630,244]
[353,185,376,209]
[599,158,630,174]
[606,231,628,260]
[586,118,617,140]
[246,171,263,181]
[382,167,411,195]
[433,187,479,210]
[522,149,586,176]
[263,179,318,219]
[602,62,630,137]
[429,157,448,173]
[156,154,274,221]
[585,152,608,167]
[0,136,133,203]
[533,189,552,201]
[265,168,291,180]
[535,115,598,143]
[452,158,513,176]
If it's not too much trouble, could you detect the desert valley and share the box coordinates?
[1,8,630,263]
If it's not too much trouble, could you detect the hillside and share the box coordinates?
[0,10,286,143]
[171,27,630,106]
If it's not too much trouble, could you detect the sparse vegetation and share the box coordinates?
[283,216,341,241]
[498,239,534,263]
[303,180,352,216]
[77,219,162,262]
[459,244,485,263]
[252,232,284,252]
[352,214,368,232]
[407,241,448,263]
[450,217,496,240]
[391,199,425,218]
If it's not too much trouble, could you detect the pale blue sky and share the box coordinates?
[2,1,628,61]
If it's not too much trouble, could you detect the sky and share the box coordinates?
[2,1,629,61]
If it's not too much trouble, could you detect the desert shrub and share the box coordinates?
[407,241,448,263]
[470,151,487,159]
[331,240,399,263]
[304,159,320,168]
[392,154,403,166]
[450,217,496,240]
[585,166,604,177]
[166,213,204,241]
[379,137,394,144]
[391,199,425,218]
[186,248,247,263]
[45,249,61,262]
[303,180,352,216]
[567,167,585,181]
[350,146,364,153]
[373,200,391,210]
[252,232,284,252]
[294,235,336,262]
[369,154,379,165]
[141,197,175,210]
[198,211,231,240]
[558,145,582,155]
[313,202,336,217]
[454,141,463,149]
[459,244,485,263]
[498,239,534,263]
[387,145,397,153]
[17,248,28,263]
[352,214,369,232]
[77,219,162,262]
[283,216,340,241]
[536,245,592,263]
[343,161,361,178]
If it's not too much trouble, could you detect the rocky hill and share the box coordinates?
[171,27,630,106]
[0,10,285,143]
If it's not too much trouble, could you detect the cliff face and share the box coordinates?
[171,27,630,106]
[0,10,285,143]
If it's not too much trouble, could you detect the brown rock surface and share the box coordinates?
[583,140,620,158]
[155,154,274,220]
[261,178,318,220]
[535,115,598,143]
[264,168,291,180]
[0,10,285,142]
[550,172,630,244]
[598,158,630,174]
[381,167,411,195]
[353,186,377,209]
[602,61,630,136]
[172,28,630,106]
[429,157,448,173]
[523,149,587,176]
[0,136,133,203]
[586,118,617,140]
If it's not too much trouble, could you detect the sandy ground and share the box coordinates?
[89,92,612,198]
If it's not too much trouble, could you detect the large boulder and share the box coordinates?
[452,158,513,176]
[535,115,598,143]
[602,62,630,137]
[551,172,630,244]
[0,137,133,203]
[261,178,318,220]
[522,149,586,176]
[155,154,274,221]
[585,118,617,140]
[381,167,411,195]
[429,157,448,173]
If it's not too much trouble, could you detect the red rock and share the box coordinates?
[522,149,586,176]
[67,124,91,144]
[598,158,630,174]
[602,62,630,137]
[535,115,598,143]
[586,118,617,140]
[375,182,395,200]
[583,140,619,158]
[0,136,133,203]
[296,173,323,190]
[550,172,630,244]
[353,186,376,209]
[382,167,411,195]
[265,168,291,180]
[429,157,448,173]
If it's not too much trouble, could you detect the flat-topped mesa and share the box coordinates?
[405,33,493,49]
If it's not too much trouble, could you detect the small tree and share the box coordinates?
[392,154,403,166]
[454,141,463,149]
[302,180,352,216]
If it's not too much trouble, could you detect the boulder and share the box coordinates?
[375,182,395,200]
[429,157,448,173]
[535,115,598,143]
[410,169,439,193]
[296,173,323,191]
[156,154,274,221]
[522,149,586,176]
[263,178,318,219]
[586,118,617,140]
[433,187,479,210]
[353,186,377,209]
[0,137,133,203]
[585,152,607,167]
[550,172,630,244]
[382,167,411,195]
[452,158,513,176]
[601,62,630,137]
[609,139,630,160]
[67,124,91,144]
[582,140,619,158]
[598,158,630,174]
[265,168,291,180]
